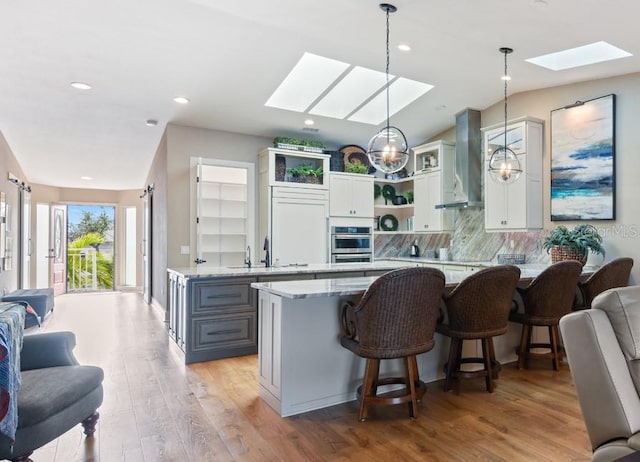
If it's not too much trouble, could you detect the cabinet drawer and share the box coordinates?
[193,279,255,314]
[192,313,256,353]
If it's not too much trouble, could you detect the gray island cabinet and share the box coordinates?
[166,261,411,364]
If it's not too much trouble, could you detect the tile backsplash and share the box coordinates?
[374,208,550,264]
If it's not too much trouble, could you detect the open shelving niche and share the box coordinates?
[195,161,253,266]
[373,160,416,234]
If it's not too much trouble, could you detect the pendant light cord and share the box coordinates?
[503,49,508,157]
[385,6,391,134]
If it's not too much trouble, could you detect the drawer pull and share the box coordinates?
[207,328,242,336]
[206,293,242,300]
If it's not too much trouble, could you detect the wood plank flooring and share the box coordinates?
[30,291,592,461]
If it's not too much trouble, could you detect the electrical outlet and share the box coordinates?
[510,239,515,249]
[180,245,190,255]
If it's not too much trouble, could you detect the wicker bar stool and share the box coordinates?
[340,267,445,421]
[574,257,633,310]
[436,265,521,393]
[509,260,583,370]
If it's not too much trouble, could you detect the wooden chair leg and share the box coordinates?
[444,338,459,392]
[549,325,561,371]
[487,337,499,379]
[406,355,419,419]
[517,324,531,370]
[82,411,100,436]
[359,359,379,421]
[481,338,494,393]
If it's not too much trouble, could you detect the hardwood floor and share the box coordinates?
[30,291,592,461]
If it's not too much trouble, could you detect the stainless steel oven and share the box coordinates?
[331,226,373,263]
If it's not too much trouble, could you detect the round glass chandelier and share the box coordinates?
[488,47,522,185]
[367,3,409,174]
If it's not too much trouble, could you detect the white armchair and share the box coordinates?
[560,285,640,462]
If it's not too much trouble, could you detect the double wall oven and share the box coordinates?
[330,226,373,263]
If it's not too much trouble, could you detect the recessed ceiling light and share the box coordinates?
[526,41,633,71]
[70,82,92,90]
[398,44,411,52]
[80,176,94,181]
[304,119,315,126]
[145,119,158,127]
[173,96,190,104]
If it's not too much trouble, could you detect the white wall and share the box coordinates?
[165,124,271,268]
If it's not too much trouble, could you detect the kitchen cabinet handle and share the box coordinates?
[207,328,242,336]
[206,293,242,300]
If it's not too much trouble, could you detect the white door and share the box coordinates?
[426,171,442,231]
[193,158,255,267]
[351,175,374,218]
[36,203,49,288]
[271,197,327,266]
[50,204,66,296]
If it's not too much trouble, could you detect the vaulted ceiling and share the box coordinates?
[1,0,639,190]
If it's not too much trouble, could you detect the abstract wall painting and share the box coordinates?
[550,94,615,221]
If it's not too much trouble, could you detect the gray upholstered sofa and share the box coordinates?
[0,331,103,462]
[560,285,640,462]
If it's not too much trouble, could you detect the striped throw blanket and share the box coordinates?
[0,303,25,444]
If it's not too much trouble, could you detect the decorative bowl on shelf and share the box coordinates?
[392,195,407,205]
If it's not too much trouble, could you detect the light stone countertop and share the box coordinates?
[168,259,599,281]
[251,264,600,299]
[166,260,413,279]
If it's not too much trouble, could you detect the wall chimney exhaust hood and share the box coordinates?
[435,108,483,209]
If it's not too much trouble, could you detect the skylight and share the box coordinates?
[265,53,434,125]
[265,53,349,112]
[348,78,434,125]
[526,41,632,71]
[308,66,389,119]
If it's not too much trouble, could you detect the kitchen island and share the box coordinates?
[251,264,597,417]
[167,260,434,364]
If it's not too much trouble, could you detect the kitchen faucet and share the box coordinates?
[245,246,252,268]
[261,236,271,267]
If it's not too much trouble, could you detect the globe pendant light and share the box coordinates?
[367,3,409,174]
[488,47,522,184]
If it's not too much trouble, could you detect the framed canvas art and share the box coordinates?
[550,94,615,221]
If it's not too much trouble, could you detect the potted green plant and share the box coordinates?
[286,164,324,184]
[404,191,414,204]
[344,161,368,174]
[542,224,604,265]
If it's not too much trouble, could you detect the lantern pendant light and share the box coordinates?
[488,47,522,184]
[366,3,409,175]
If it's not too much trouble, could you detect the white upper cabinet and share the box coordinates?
[483,117,544,231]
[412,141,455,233]
[329,172,374,218]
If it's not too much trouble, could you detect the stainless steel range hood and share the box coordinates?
[435,108,483,209]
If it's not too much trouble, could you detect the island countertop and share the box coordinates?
[167,258,512,279]
[168,260,424,279]
[251,264,599,299]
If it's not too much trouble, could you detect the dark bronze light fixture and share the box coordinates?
[366,3,409,174]
[488,47,522,184]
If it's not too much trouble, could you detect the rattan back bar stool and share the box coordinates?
[340,267,445,421]
[509,260,583,370]
[574,257,633,310]
[436,265,521,393]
